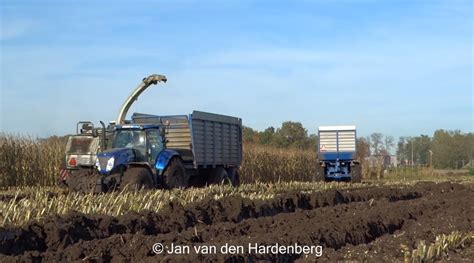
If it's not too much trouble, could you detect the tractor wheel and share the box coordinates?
[207,167,230,185]
[121,167,153,191]
[351,163,362,183]
[162,158,189,188]
[314,163,325,182]
[226,167,240,187]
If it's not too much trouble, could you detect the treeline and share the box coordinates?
[355,133,395,161]
[397,130,473,169]
[243,121,317,150]
[244,122,473,170]
[242,122,390,161]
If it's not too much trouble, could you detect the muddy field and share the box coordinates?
[0,181,473,262]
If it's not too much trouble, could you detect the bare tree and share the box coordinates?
[384,136,395,154]
[370,133,384,156]
[356,137,370,160]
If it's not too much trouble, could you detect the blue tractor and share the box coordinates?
[66,74,242,192]
[316,126,361,182]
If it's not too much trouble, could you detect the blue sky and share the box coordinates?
[1,0,472,139]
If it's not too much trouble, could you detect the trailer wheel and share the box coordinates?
[207,167,230,185]
[226,167,240,186]
[314,163,325,182]
[163,158,189,188]
[121,167,153,191]
[351,163,362,183]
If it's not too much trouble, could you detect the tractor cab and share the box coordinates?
[95,124,165,175]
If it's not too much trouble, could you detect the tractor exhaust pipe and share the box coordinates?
[100,121,106,151]
[116,74,167,124]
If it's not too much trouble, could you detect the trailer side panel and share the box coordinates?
[191,111,242,167]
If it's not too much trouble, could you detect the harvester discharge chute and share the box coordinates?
[62,74,167,193]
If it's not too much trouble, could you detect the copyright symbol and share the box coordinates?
[152,243,164,254]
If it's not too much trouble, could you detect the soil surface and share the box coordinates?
[1,181,472,262]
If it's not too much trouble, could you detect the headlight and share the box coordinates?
[106,157,115,171]
[95,158,100,169]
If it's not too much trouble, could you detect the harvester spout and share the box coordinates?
[116,74,167,124]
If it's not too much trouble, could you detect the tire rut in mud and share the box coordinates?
[0,181,471,262]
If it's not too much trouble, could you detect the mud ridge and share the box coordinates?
[1,181,470,262]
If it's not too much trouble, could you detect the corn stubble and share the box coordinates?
[0,181,365,227]
[404,231,473,262]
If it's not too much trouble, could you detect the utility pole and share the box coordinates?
[411,140,414,167]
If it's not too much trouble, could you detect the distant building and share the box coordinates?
[390,155,398,167]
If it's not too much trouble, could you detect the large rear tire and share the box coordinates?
[162,158,189,188]
[207,167,230,185]
[351,163,362,183]
[121,167,153,191]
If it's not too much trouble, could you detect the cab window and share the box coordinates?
[146,129,163,165]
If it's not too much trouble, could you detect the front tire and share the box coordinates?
[162,158,189,188]
[121,167,153,191]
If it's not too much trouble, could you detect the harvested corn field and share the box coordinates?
[1,180,472,262]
